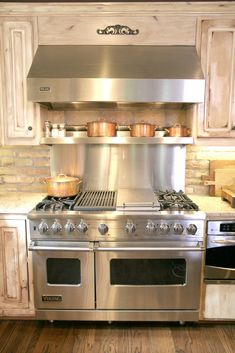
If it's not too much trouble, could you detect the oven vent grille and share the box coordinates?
[73,190,117,211]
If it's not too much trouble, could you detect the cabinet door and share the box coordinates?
[0,19,40,145]
[203,284,235,320]
[0,219,29,310]
[198,19,235,137]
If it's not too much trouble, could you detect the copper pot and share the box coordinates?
[166,124,191,137]
[42,174,82,197]
[130,123,156,137]
[87,121,117,137]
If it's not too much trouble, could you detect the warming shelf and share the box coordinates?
[40,136,194,145]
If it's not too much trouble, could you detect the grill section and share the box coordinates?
[72,190,117,211]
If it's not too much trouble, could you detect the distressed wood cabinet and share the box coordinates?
[38,16,196,46]
[0,219,32,316]
[197,19,235,138]
[0,18,40,145]
[203,284,235,320]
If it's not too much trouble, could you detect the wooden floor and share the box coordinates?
[0,320,234,353]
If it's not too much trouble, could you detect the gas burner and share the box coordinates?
[155,190,199,211]
[36,195,77,211]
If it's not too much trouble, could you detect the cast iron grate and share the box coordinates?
[71,190,117,211]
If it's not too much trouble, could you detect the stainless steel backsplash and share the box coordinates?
[50,144,186,191]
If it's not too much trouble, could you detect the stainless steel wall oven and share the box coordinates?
[205,220,235,282]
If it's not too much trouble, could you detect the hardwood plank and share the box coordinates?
[148,324,175,353]
[0,321,234,353]
[0,321,16,352]
[0,321,43,353]
[216,325,235,353]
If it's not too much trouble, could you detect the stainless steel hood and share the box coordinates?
[27,45,205,109]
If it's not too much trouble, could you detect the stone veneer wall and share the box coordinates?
[1,145,235,195]
[0,146,50,193]
[185,145,235,195]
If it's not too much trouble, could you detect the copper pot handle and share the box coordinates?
[57,173,67,178]
[39,177,47,184]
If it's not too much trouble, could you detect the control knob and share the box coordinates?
[159,223,170,235]
[146,220,156,233]
[186,224,197,235]
[173,223,184,235]
[77,220,88,233]
[125,220,136,234]
[64,220,75,233]
[51,219,62,234]
[98,223,108,235]
[38,219,49,234]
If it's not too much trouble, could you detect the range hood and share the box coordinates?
[27,45,205,110]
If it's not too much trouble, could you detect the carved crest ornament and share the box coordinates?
[97,24,139,35]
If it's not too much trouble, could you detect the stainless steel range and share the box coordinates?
[28,188,206,322]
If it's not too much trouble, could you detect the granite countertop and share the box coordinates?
[0,192,46,215]
[190,195,235,219]
[0,192,235,219]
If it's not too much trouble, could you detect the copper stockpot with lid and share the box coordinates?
[130,123,156,137]
[166,124,191,137]
[87,121,117,137]
[42,174,82,197]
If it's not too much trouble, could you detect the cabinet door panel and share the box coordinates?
[198,20,235,137]
[1,20,39,144]
[203,284,235,320]
[0,220,28,309]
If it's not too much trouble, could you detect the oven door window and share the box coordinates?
[47,258,81,285]
[110,258,186,285]
[206,246,235,268]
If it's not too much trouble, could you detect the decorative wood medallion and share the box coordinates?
[97,24,139,35]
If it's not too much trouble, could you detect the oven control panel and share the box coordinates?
[208,220,235,235]
[29,216,205,242]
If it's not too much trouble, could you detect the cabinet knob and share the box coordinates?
[28,126,33,131]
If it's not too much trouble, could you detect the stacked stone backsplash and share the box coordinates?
[1,144,235,195]
[0,146,50,192]
[185,145,235,195]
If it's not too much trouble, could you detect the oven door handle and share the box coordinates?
[95,245,203,251]
[28,241,92,252]
[211,239,235,245]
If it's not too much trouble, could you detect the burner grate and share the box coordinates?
[155,190,199,211]
[35,196,76,211]
[72,190,117,211]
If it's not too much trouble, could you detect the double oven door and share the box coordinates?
[30,241,95,309]
[30,240,203,311]
[95,242,203,310]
